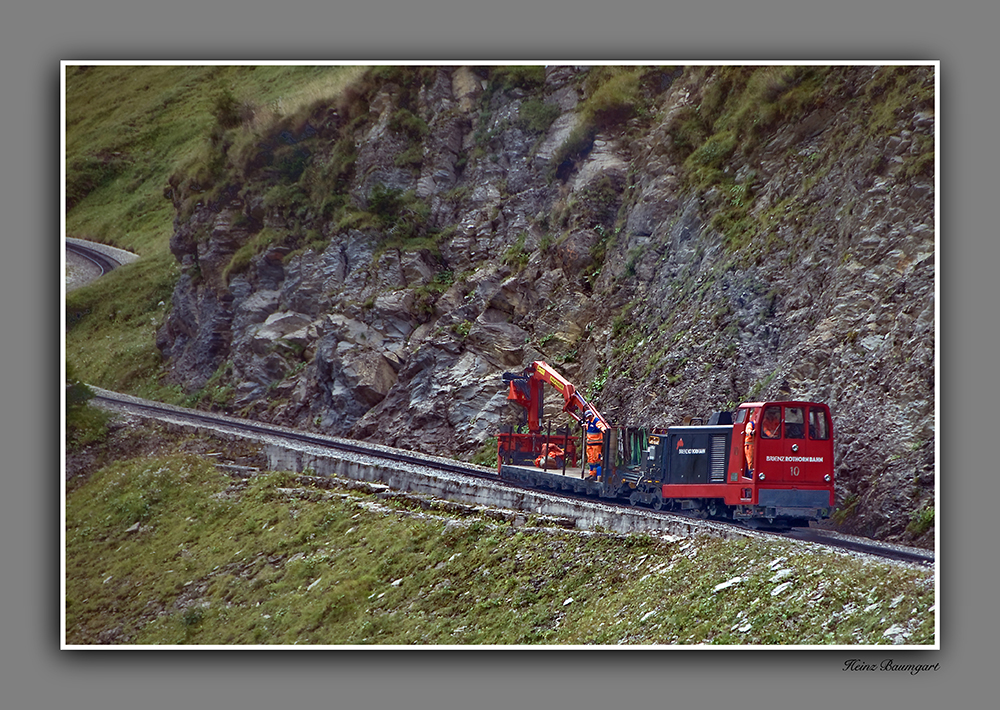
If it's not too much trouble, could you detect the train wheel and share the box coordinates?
[629,491,641,506]
[652,496,663,511]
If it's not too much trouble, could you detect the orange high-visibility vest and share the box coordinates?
[586,431,603,464]
[744,419,756,473]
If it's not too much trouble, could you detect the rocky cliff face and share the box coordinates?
[156,65,935,544]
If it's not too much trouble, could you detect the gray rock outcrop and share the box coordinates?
[155,65,936,544]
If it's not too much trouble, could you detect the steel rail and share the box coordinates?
[91,392,493,479]
[779,527,935,567]
[66,242,119,276]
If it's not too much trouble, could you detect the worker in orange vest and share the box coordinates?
[744,409,758,478]
[584,410,603,481]
[760,406,781,439]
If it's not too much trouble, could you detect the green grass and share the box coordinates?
[518,99,560,134]
[502,232,530,270]
[65,363,110,447]
[64,64,366,394]
[489,66,547,92]
[667,65,934,264]
[582,67,644,129]
[833,494,860,526]
[862,66,935,139]
[906,505,934,537]
[65,433,936,646]
[223,227,282,283]
[671,67,833,257]
[65,250,179,397]
[548,67,652,178]
[470,437,499,468]
[66,66,360,252]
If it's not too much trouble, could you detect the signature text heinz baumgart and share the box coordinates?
[843,659,939,675]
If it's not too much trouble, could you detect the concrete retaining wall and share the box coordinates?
[264,442,742,541]
[93,389,738,541]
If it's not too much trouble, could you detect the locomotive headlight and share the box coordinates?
[758,472,765,480]
[791,444,799,452]
[824,474,831,482]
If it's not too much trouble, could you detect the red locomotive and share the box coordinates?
[498,361,835,529]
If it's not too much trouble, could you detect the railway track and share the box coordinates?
[66,241,118,277]
[65,238,139,291]
[534,482,935,568]
[85,389,935,568]
[780,527,935,568]
[90,389,490,480]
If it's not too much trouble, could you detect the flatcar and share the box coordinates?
[497,362,834,529]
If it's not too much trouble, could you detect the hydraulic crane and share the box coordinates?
[502,360,611,433]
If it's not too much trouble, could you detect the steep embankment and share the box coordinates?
[152,65,935,545]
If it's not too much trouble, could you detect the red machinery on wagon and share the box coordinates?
[499,361,609,479]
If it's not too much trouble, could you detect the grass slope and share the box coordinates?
[65,425,935,647]
[64,64,364,395]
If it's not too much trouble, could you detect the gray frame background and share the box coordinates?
[9,0,989,707]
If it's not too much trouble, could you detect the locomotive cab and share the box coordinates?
[729,401,835,527]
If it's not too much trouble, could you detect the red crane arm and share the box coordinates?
[504,361,610,433]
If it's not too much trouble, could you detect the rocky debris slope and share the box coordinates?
[155,65,935,544]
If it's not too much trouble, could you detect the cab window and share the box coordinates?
[784,407,805,439]
[760,406,781,439]
[808,407,830,440]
